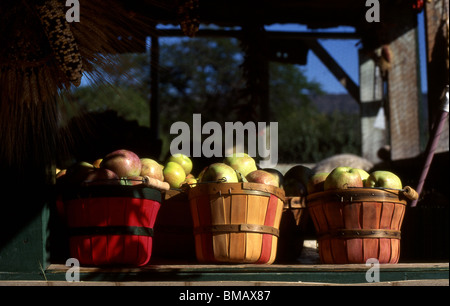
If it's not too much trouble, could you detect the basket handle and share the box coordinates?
[143,176,170,191]
[402,186,419,201]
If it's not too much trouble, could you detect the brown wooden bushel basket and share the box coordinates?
[189,182,284,264]
[307,188,409,264]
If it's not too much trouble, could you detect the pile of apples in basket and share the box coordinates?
[55,148,413,195]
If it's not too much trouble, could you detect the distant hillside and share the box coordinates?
[310,94,359,114]
[309,93,428,115]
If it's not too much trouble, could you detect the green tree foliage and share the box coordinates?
[69,36,361,163]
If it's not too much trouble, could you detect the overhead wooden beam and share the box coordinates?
[306,39,360,103]
[153,28,359,40]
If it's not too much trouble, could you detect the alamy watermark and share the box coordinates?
[170,114,278,168]
[365,258,380,282]
[365,0,380,23]
[65,257,80,282]
[65,0,80,23]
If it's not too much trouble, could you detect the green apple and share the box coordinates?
[163,161,186,188]
[353,168,370,184]
[167,153,193,175]
[223,153,257,178]
[365,170,402,189]
[284,165,314,187]
[306,172,329,194]
[324,167,363,190]
[246,170,279,187]
[140,158,164,181]
[200,163,238,183]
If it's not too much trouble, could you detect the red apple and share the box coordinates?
[263,168,284,187]
[83,168,120,185]
[284,178,307,196]
[65,161,95,184]
[140,158,164,181]
[246,170,279,187]
[284,165,314,187]
[100,149,141,177]
[324,167,363,190]
[306,172,329,194]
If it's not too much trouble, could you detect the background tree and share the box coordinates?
[66,36,361,164]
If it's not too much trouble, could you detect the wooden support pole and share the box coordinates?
[425,0,449,153]
[359,50,386,164]
[386,20,421,160]
[150,34,160,141]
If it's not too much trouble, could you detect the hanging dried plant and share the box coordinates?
[177,0,200,37]
[0,0,155,170]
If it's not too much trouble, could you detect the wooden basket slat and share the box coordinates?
[189,182,284,264]
[306,188,407,264]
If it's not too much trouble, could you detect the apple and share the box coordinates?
[263,168,284,187]
[284,165,314,187]
[182,176,198,187]
[365,170,402,190]
[120,176,145,186]
[167,153,193,175]
[140,158,164,181]
[223,153,257,178]
[246,170,279,187]
[56,169,67,179]
[65,161,95,184]
[306,172,329,194]
[283,178,307,196]
[196,166,208,183]
[353,168,370,184]
[83,168,120,185]
[163,161,186,188]
[324,167,363,190]
[200,163,238,183]
[100,149,141,177]
[92,158,103,168]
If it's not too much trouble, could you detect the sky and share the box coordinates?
[265,11,428,94]
[82,11,428,95]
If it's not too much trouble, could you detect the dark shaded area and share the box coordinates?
[57,110,162,168]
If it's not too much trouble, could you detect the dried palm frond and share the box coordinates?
[177,0,200,37]
[0,0,157,171]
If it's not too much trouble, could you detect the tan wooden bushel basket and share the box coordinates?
[189,182,285,264]
[307,187,416,264]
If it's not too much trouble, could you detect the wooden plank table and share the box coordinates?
[1,262,447,285]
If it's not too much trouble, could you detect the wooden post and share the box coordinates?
[359,50,386,164]
[425,0,449,153]
[150,34,160,141]
[386,23,421,161]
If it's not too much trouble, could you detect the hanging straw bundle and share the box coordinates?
[0,0,165,173]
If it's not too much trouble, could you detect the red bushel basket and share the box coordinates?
[62,185,162,266]
[306,187,417,264]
